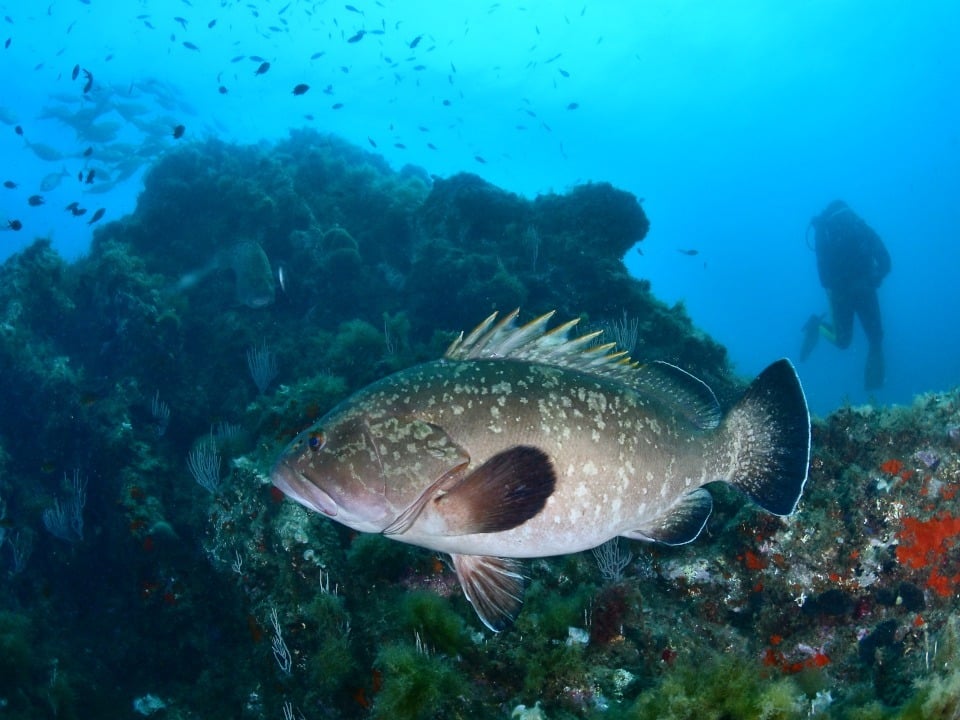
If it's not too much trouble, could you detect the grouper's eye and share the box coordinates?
[308,430,326,452]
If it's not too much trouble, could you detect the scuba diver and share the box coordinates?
[800,200,891,390]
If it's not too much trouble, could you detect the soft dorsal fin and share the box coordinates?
[451,554,525,632]
[622,488,714,546]
[634,361,721,430]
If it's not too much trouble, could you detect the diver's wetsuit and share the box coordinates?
[807,200,891,390]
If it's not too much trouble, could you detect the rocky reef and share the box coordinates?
[0,130,958,719]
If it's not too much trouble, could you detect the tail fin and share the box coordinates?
[721,359,811,515]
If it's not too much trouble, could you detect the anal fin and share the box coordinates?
[622,487,713,546]
[451,554,525,632]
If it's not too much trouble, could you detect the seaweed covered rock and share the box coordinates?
[0,130,788,719]
[418,172,531,251]
[533,181,650,262]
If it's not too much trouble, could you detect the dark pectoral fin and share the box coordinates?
[452,554,525,632]
[623,488,713,546]
[435,445,556,534]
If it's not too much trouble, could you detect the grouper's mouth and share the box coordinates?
[271,460,339,517]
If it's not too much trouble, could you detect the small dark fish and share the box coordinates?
[394,142,406,149]
[230,55,245,63]
[426,142,437,150]
[218,85,228,94]
[558,69,569,78]
[82,68,93,93]
[442,99,451,106]
[27,195,44,206]
[566,102,579,110]
[249,55,266,62]
[409,34,422,48]
[345,4,363,13]
[544,52,562,63]
[3,38,9,49]
[65,201,79,212]
[85,169,95,184]
[71,63,79,80]
[174,16,188,29]
[367,137,377,148]
[322,84,334,94]
[2,180,15,189]
[72,207,87,217]
[7,219,22,231]
[677,249,699,256]
[14,125,22,136]
[144,20,155,29]
[172,124,185,139]
[88,208,105,225]
[83,146,93,157]
[474,155,487,164]
[292,83,310,95]
[183,41,199,51]
[310,51,325,60]
[104,53,113,62]
[347,30,365,43]
[254,61,270,75]
[207,19,216,28]
[331,102,344,110]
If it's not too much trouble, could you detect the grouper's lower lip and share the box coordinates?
[271,461,339,517]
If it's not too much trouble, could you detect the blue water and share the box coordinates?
[1,0,957,416]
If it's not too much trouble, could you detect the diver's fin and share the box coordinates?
[434,445,556,534]
[720,359,811,515]
[452,554,525,632]
[623,488,713,545]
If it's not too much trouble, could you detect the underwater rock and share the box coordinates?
[6,130,960,717]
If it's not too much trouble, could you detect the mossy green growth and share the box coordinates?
[625,652,804,720]
[888,615,960,720]
[398,590,469,656]
[372,641,469,720]
[515,578,594,641]
[325,318,388,387]
[346,532,419,584]
[0,611,34,689]
[304,593,359,696]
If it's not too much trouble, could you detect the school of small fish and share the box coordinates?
[1,2,599,238]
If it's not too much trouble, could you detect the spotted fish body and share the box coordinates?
[273,311,811,630]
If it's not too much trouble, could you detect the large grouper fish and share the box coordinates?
[272,310,811,631]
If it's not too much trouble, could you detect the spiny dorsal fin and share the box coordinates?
[445,310,640,384]
[446,311,722,425]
